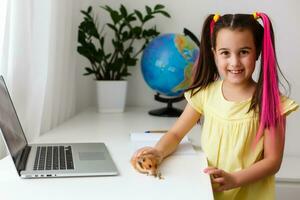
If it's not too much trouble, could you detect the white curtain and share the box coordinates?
[0,0,8,159]
[0,0,79,159]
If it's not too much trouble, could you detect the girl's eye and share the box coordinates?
[220,51,230,56]
[240,50,249,55]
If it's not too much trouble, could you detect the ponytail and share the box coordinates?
[253,12,284,144]
[185,14,219,96]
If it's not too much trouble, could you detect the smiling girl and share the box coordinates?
[131,13,299,200]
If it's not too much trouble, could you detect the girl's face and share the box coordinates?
[213,28,257,86]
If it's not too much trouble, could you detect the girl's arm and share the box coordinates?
[131,104,201,174]
[154,104,201,159]
[205,117,286,191]
[232,116,286,187]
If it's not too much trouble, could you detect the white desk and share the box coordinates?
[0,107,213,200]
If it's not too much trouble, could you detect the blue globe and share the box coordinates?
[141,33,199,97]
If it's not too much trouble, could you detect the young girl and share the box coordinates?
[131,12,299,200]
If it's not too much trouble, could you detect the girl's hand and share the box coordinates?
[130,147,163,176]
[204,167,238,192]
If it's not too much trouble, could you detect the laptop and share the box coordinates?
[0,76,118,178]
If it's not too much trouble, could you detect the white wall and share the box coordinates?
[74,0,300,156]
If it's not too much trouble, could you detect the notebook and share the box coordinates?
[0,76,118,178]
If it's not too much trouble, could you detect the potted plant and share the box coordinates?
[77,4,170,112]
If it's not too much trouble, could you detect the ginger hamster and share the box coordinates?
[135,154,159,176]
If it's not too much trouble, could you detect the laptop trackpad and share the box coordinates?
[79,152,105,160]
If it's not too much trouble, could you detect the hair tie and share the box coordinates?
[210,13,221,37]
[213,14,220,22]
[253,12,260,20]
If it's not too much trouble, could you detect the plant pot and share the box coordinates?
[96,80,127,113]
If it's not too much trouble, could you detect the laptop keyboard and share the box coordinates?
[33,146,74,170]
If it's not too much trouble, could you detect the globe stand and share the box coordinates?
[148,93,185,117]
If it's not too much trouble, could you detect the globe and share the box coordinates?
[141,33,199,97]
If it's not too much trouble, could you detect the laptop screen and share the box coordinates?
[0,76,27,168]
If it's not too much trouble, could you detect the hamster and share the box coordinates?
[135,154,163,179]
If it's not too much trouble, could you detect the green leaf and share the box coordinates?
[111,11,122,24]
[102,5,121,24]
[80,11,90,18]
[145,6,152,15]
[156,10,171,18]
[107,23,118,33]
[126,14,136,22]
[101,5,113,13]
[132,26,142,37]
[80,10,93,20]
[85,67,94,73]
[120,4,127,17]
[87,6,92,13]
[151,29,159,37]
[134,10,143,22]
[142,28,159,38]
[83,67,95,76]
[154,4,165,10]
[143,15,154,23]
[122,31,129,41]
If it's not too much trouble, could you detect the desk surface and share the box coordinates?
[0,107,213,200]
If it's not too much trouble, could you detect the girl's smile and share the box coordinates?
[228,69,244,74]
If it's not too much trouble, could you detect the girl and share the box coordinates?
[131,12,299,200]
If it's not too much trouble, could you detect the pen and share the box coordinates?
[144,130,168,133]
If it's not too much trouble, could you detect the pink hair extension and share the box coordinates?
[254,13,284,145]
[210,19,215,37]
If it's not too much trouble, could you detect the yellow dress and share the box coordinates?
[184,80,299,200]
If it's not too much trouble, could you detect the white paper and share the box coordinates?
[130,132,196,155]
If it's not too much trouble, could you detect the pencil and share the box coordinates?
[144,130,168,133]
